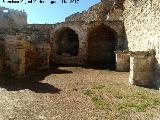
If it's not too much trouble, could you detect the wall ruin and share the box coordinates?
[129,51,155,87]
[87,24,116,68]
[0,1,128,78]
[0,25,52,78]
[0,7,27,29]
[65,0,125,22]
[123,0,160,88]
[115,51,130,72]
[51,21,126,66]
[0,0,159,89]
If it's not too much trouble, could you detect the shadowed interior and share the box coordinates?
[87,24,117,69]
[55,27,79,56]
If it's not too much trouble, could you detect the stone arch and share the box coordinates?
[87,24,117,69]
[54,27,79,56]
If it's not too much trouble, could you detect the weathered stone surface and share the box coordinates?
[25,41,51,74]
[0,7,27,29]
[66,0,125,22]
[0,25,52,78]
[123,0,160,88]
[115,51,130,72]
[4,35,26,78]
[0,0,159,89]
[129,51,155,87]
[0,1,128,78]
[50,21,126,66]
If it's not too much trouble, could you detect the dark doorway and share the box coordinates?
[87,24,117,69]
[55,27,79,56]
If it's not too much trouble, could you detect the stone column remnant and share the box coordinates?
[115,51,130,72]
[129,50,155,87]
[5,35,26,79]
[16,41,25,78]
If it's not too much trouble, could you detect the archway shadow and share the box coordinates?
[0,79,61,94]
[136,85,158,90]
[81,64,116,71]
[87,23,117,70]
[53,68,73,74]
[0,68,72,94]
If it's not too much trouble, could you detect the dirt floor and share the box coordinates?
[0,67,160,120]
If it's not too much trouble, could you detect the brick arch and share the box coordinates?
[54,27,79,56]
[87,23,117,69]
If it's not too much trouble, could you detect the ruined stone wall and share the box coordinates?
[0,7,27,29]
[51,22,88,65]
[4,35,26,78]
[20,24,52,42]
[115,51,130,72]
[25,41,51,74]
[65,12,85,22]
[51,21,126,65]
[123,0,160,87]
[65,1,114,22]
[21,25,52,74]
[65,0,125,22]
[107,0,125,21]
[129,51,155,87]
[0,24,52,78]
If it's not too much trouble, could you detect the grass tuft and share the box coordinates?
[84,89,110,110]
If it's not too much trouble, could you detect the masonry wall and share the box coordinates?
[129,51,155,87]
[107,0,124,21]
[4,35,26,78]
[0,24,52,78]
[51,22,88,65]
[0,7,27,29]
[65,0,125,22]
[115,51,130,72]
[123,0,160,87]
[21,25,52,74]
[25,41,51,74]
[65,1,114,22]
[51,21,126,65]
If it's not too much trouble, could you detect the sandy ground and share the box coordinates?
[0,67,159,120]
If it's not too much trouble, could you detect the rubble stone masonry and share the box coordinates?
[123,0,160,88]
[0,0,159,89]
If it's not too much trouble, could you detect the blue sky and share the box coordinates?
[0,0,100,24]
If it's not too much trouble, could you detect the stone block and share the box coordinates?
[115,51,130,72]
[129,50,155,87]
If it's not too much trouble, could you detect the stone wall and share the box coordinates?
[0,24,52,78]
[65,12,85,22]
[123,0,160,87]
[25,41,51,74]
[4,35,26,78]
[51,22,88,65]
[129,51,155,87]
[51,21,126,65]
[21,25,52,75]
[0,7,27,29]
[20,24,53,42]
[65,0,125,22]
[65,1,114,22]
[115,51,130,72]
[107,0,124,21]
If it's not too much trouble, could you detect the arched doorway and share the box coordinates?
[55,27,79,56]
[87,24,117,69]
